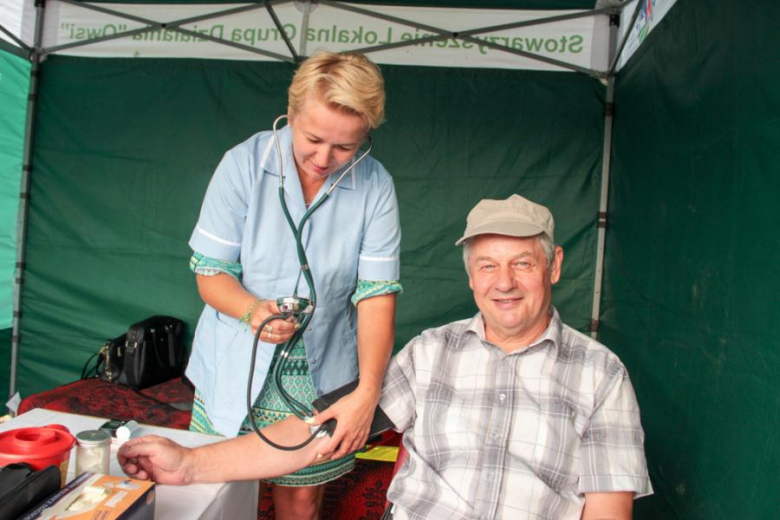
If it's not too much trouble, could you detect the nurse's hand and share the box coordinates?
[312,384,380,459]
[249,300,297,344]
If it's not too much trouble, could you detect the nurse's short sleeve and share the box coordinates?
[358,170,401,281]
[189,150,250,261]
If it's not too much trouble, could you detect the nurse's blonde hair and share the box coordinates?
[288,51,385,131]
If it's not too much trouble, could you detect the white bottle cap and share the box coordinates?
[116,420,139,442]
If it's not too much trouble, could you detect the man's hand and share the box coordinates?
[117,435,193,485]
[312,386,380,459]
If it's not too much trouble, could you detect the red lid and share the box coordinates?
[0,425,76,463]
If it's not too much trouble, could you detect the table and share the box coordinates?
[0,408,259,520]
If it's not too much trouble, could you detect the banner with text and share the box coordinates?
[18,1,608,72]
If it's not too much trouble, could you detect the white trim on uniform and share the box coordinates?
[359,254,400,262]
[195,226,241,247]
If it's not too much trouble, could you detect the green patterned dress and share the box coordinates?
[188,252,401,485]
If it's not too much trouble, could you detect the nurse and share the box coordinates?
[186,51,401,519]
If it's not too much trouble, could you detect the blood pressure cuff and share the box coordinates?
[0,463,61,519]
[312,379,395,439]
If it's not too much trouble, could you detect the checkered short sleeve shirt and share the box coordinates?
[379,308,652,520]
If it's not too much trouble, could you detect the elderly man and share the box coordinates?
[119,195,652,519]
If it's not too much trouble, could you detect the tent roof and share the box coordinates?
[85,1,609,8]
[2,0,631,75]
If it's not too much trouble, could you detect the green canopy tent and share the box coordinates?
[1,1,778,518]
[1,0,639,398]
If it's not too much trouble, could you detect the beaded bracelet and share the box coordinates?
[240,299,262,327]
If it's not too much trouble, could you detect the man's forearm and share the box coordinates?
[581,492,633,520]
[188,416,328,483]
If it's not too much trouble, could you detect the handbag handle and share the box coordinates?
[165,322,179,366]
[149,323,178,367]
[149,327,167,367]
[125,339,141,389]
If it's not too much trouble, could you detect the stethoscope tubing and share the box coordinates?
[244,115,375,450]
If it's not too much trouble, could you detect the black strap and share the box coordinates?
[81,341,110,380]
[380,505,393,520]
[80,351,101,380]
[150,327,167,367]
[125,339,140,389]
[165,323,177,366]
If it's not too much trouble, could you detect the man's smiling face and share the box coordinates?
[467,233,562,349]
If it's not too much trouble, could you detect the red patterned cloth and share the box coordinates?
[18,378,194,429]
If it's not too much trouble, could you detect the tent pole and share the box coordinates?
[297,1,315,58]
[590,14,620,340]
[609,0,646,75]
[0,36,29,60]
[9,0,47,408]
[0,22,32,57]
[264,0,298,62]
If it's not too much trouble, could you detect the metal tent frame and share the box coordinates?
[3,0,646,400]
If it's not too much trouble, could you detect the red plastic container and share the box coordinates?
[0,424,76,485]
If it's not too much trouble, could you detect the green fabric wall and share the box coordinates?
[0,50,30,396]
[17,57,604,397]
[0,327,9,400]
[0,51,29,328]
[602,1,780,519]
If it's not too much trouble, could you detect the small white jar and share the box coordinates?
[75,430,112,475]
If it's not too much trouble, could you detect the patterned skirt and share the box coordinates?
[190,340,355,486]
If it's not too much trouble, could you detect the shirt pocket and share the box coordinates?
[213,311,241,362]
[532,398,581,492]
[421,386,484,470]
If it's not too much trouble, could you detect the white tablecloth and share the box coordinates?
[0,408,259,520]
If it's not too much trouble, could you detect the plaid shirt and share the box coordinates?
[379,308,652,520]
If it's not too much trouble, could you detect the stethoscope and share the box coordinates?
[245,115,373,451]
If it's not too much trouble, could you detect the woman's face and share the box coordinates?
[288,97,368,184]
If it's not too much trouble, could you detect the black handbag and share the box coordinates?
[0,463,61,519]
[100,333,127,384]
[81,334,125,383]
[123,315,186,390]
[83,316,186,389]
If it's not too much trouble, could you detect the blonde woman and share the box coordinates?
[186,52,401,519]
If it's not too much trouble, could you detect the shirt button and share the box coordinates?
[307,327,313,332]
[499,393,506,403]
[317,390,323,396]
[311,359,317,365]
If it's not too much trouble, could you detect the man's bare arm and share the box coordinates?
[118,416,329,484]
[581,492,633,520]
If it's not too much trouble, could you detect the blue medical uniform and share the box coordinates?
[186,126,401,436]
